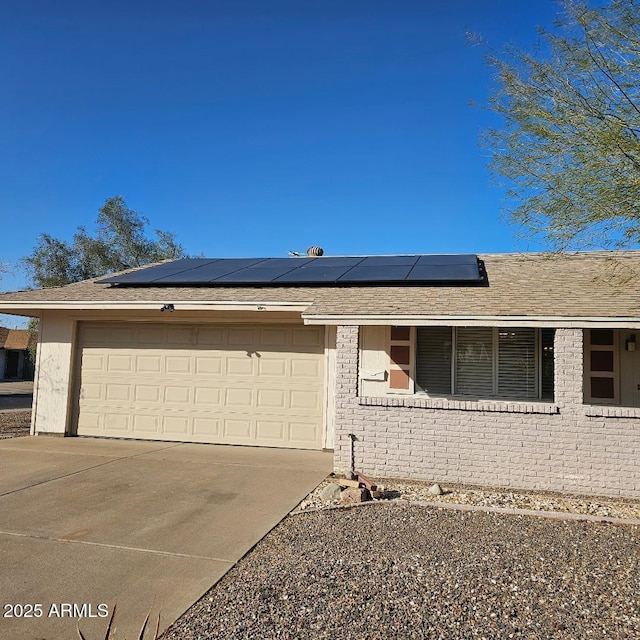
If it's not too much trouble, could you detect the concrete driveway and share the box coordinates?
[0,437,332,640]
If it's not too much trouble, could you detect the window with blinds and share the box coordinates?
[416,327,452,395]
[498,328,537,399]
[415,327,554,401]
[456,327,494,396]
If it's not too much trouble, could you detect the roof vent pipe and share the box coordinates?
[306,246,324,257]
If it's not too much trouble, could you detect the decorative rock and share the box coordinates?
[320,483,342,501]
[429,483,443,496]
[338,479,360,488]
[340,487,372,504]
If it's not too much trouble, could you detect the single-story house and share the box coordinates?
[0,327,34,380]
[0,250,638,498]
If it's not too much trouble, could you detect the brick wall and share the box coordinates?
[334,325,640,498]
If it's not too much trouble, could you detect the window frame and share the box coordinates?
[584,328,620,405]
[387,326,415,394]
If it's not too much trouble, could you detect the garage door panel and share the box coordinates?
[197,327,225,346]
[163,385,191,405]
[81,383,103,401]
[226,356,254,376]
[132,415,160,434]
[259,328,288,346]
[224,388,253,407]
[82,353,104,371]
[137,327,165,343]
[135,385,162,402]
[165,356,192,374]
[166,327,195,344]
[104,413,130,432]
[162,416,190,435]
[257,389,287,409]
[223,418,253,439]
[107,354,133,372]
[291,386,322,405]
[106,384,131,401]
[292,328,322,347]
[76,323,324,449]
[78,411,102,430]
[289,421,320,445]
[291,358,321,378]
[257,358,287,377]
[111,327,136,343]
[195,356,223,374]
[193,386,222,406]
[193,417,220,437]
[137,355,162,373]
[256,419,286,441]
[228,328,256,346]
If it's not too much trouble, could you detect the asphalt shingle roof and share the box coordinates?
[2,329,30,350]
[0,251,639,319]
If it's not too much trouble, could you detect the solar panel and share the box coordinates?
[406,264,482,281]
[337,266,414,282]
[415,254,477,266]
[98,254,484,286]
[216,266,300,283]
[297,257,363,267]
[249,258,314,269]
[137,258,265,284]
[274,266,357,283]
[98,259,218,284]
[358,256,419,267]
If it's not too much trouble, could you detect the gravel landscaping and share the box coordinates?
[0,410,31,438]
[166,498,640,639]
[297,475,640,521]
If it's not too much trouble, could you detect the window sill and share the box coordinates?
[584,405,640,418]
[358,395,560,415]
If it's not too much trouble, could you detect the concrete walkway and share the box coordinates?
[0,437,332,640]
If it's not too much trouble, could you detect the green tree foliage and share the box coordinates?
[483,0,640,250]
[0,261,10,282]
[24,196,187,288]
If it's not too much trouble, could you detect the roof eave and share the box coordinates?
[302,314,640,328]
[0,300,314,315]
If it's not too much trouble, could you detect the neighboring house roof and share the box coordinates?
[0,251,639,322]
[3,329,31,350]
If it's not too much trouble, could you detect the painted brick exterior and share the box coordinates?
[334,325,640,498]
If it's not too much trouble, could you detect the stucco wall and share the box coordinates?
[334,325,640,498]
[32,312,76,435]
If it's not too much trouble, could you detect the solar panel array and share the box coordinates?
[98,254,484,286]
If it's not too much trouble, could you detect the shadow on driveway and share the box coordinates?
[0,381,33,410]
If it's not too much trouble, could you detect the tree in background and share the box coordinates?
[0,261,10,282]
[24,196,187,288]
[23,196,187,356]
[482,0,640,250]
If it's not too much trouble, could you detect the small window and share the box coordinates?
[584,329,619,405]
[388,326,414,393]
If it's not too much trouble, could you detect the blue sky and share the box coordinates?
[1,0,564,325]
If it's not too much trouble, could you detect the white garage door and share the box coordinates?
[75,322,325,449]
